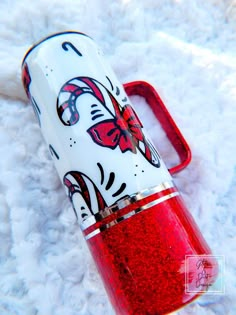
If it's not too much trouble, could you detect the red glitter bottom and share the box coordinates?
[86,194,218,315]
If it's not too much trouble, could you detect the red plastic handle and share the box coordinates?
[123,81,191,175]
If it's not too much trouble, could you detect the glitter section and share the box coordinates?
[81,181,175,231]
[83,186,177,237]
[85,191,179,240]
[87,194,218,315]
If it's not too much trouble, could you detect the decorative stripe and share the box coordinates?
[106,76,114,91]
[49,144,60,160]
[105,172,115,190]
[85,191,179,240]
[112,182,127,197]
[97,162,104,185]
[81,181,175,231]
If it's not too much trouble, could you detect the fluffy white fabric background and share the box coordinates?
[0,0,236,314]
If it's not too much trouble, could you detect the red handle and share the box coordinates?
[123,81,191,175]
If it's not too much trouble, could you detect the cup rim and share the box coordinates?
[21,30,90,67]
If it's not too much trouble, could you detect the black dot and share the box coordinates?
[70,138,72,140]
[74,141,76,144]
[142,170,144,173]
[116,86,120,96]
[51,69,53,72]
[135,164,138,167]
[70,144,72,147]
[134,174,137,176]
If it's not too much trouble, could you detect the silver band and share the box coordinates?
[81,181,175,231]
[85,191,179,240]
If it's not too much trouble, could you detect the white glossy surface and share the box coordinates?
[23,32,172,225]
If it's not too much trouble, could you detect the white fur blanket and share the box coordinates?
[0,1,236,314]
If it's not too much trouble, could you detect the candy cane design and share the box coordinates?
[22,63,41,126]
[22,63,31,98]
[64,171,107,223]
[57,77,161,167]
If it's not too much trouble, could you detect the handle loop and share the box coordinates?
[123,81,191,175]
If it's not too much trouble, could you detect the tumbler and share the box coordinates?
[22,31,218,315]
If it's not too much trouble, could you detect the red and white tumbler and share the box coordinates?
[22,31,218,315]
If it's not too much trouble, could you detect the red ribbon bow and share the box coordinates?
[87,103,144,153]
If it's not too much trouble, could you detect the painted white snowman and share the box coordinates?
[22,32,172,227]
